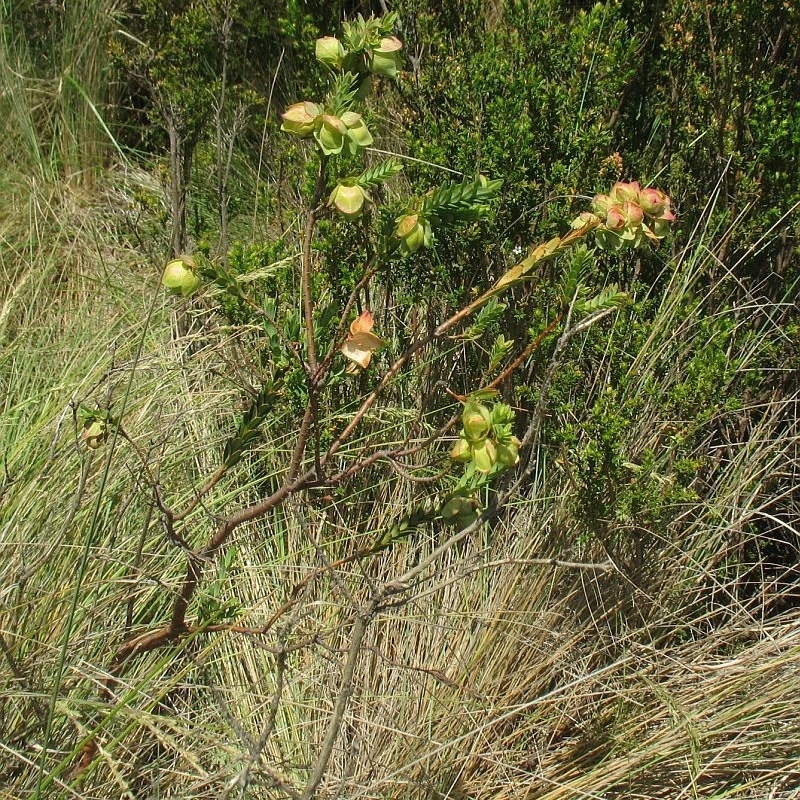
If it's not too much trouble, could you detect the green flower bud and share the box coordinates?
[440,495,479,528]
[162,254,201,297]
[314,113,347,155]
[450,436,472,462]
[462,400,492,441]
[329,182,370,218]
[591,193,613,219]
[638,187,668,216]
[315,36,344,69]
[496,436,521,467]
[472,439,497,474]
[441,496,469,520]
[340,111,373,153]
[394,213,431,254]
[280,101,321,137]
[82,419,108,449]
[621,200,644,227]
[370,36,402,79]
[609,181,640,205]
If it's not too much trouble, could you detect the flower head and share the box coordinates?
[82,419,108,449]
[316,36,345,69]
[313,111,373,156]
[314,113,348,155]
[588,182,676,251]
[370,36,403,78]
[609,181,641,205]
[341,310,384,371]
[394,212,432,254]
[340,111,374,151]
[280,101,321,138]
[462,400,492,442]
[162,254,201,297]
[329,181,371,218]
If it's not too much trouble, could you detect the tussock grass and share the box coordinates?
[0,0,123,185]
[2,185,799,798]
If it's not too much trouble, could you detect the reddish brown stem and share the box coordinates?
[484,310,565,391]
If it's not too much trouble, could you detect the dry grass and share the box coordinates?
[2,176,800,798]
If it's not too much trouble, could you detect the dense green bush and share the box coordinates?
[393,0,800,289]
[620,0,800,278]
[377,0,799,558]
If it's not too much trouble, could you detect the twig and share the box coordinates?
[302,158,329,374]
[484,310,564,391]
[301,603,375,800]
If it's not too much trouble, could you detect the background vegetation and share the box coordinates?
[1,0,798,798]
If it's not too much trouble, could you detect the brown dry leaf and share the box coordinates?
[342,311,384,369]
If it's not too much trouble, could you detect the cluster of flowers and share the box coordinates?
[572,181,676,251]
[315,32,403,80]
[280,29,403,223]
[327,186,433,252]
[280,102,374,158]
[450,399,521,474]
[280,32,402,158]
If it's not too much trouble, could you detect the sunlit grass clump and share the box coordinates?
[2,168,798,800]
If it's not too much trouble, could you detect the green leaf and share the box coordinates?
[357,158,403,188]
[559,244,594,305]
[422,176,502,226]
[487,334,515,374]
[327,71,359,115]
[458,297,506,341]
[578,284,630,313]
[222,380,283,469]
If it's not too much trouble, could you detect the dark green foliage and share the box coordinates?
[544,291,778,544]
[114,0,315,144]
[421,176,503,225]
[615,0,800,283]
[357,157,404,187]
[395,1,634,243]
[222,379,284,468]
[209,240,292,324]
[392,0,799,290]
